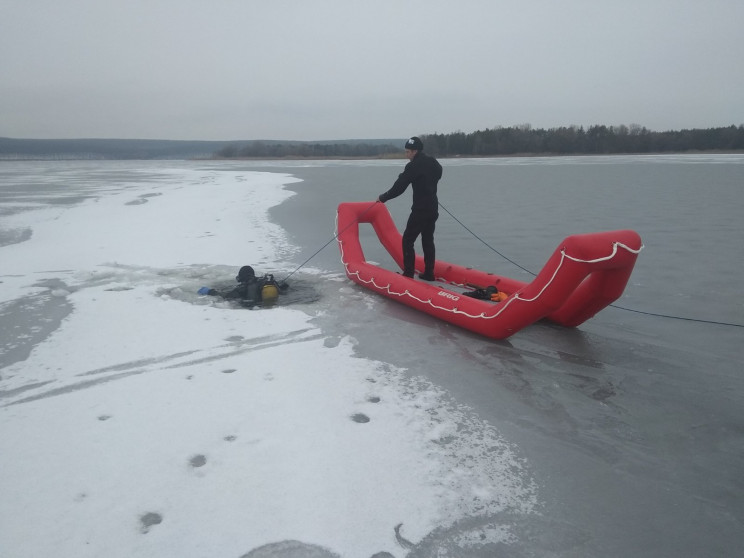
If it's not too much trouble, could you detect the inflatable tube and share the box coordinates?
[336,201,643,339]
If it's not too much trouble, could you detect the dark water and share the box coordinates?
[260,155,744,557]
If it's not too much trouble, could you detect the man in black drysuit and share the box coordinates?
[378,136,443,280]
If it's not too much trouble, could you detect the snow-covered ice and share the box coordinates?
[0,163,537,557]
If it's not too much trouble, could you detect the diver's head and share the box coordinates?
[236,265,255,283]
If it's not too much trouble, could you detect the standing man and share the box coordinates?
[378,136,443,280]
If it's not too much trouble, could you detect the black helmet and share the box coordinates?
[236,265,255,283]
[405,136,423,151]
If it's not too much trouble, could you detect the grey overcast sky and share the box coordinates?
[2,0,743,141]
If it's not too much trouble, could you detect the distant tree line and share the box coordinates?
[214,141,400,159]
[3,125,742,160]
[0,138,231,160]
[420,124,744,157]
[213,124,744,159]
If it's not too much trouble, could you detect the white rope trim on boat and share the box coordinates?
[336,214,644,322]
[507,241,643,309]
[562,240,644,263]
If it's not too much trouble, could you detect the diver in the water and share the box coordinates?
[198,265,286,307]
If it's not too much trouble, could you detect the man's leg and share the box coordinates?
[402,213,423,277]
[420,214,438,277]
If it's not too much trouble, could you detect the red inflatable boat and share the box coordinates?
[336,201,643,340]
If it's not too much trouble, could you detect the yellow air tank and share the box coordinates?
[261,283,279,305]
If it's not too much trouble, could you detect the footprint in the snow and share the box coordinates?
[367,396,381,403]
[139,512,162,534]
[189,454,207,468]
[350,413,370,423]
[323,336,341,348]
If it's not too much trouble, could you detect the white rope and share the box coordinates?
[562,240,644,263]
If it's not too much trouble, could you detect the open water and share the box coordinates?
[2,155,743,556]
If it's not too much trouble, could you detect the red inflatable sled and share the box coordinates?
[336,201,643,340]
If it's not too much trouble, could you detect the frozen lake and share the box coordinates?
[1,155,743,557]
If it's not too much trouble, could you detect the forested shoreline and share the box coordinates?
[2,124,742,160]
[213,124,744,159]
[420,124,744,156]
[213,140,400,159]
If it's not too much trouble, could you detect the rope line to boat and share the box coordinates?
[281,200,742,330]
[600,304,743,328]
[278,201,379,285]
[438,202,536,276]
[438,201,744,329]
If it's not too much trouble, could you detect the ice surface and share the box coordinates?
[0,162,537,558]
